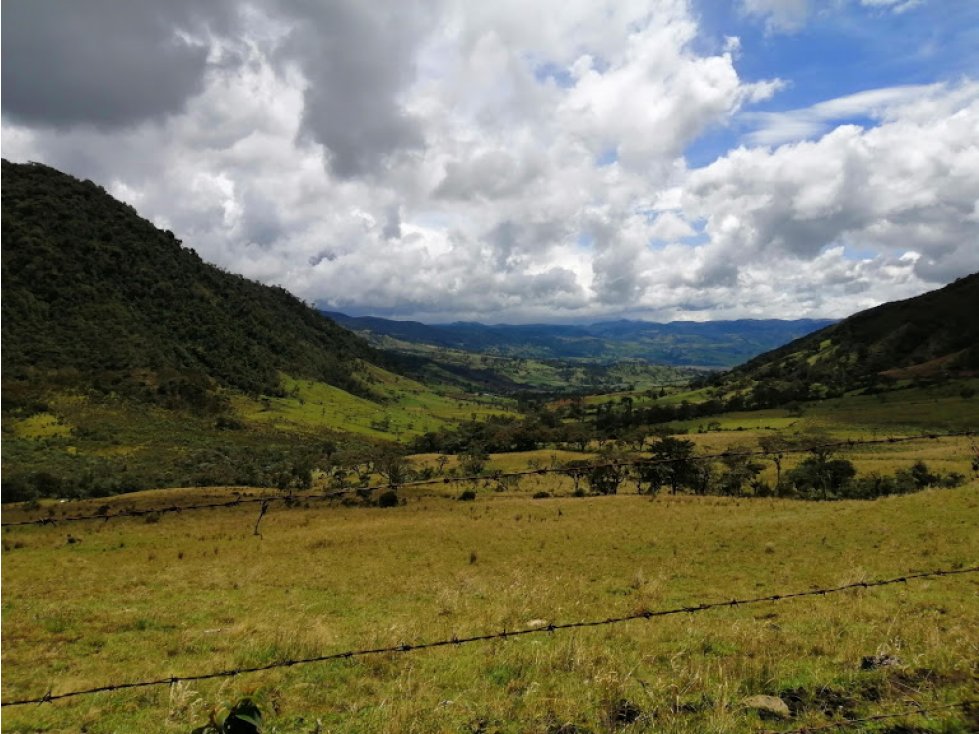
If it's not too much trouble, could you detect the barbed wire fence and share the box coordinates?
[2,565,976,708]
[2,431,974,530]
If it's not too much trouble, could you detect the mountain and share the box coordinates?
[2,160,380,402]
[322,311,835,367]
[711,273,979,404]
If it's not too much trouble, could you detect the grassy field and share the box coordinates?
[234,367,513,441]
[2,476,977,733]
[1,365,515,496]
[3,386,977,732]
[581,378,979,422]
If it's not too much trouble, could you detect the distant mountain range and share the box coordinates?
[322,311,836,368]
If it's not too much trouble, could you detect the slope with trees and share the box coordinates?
[708,273,979,405]
[2,159,381,403]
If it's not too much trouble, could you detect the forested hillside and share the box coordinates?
[706,273,979,404]
[1,160,379,403]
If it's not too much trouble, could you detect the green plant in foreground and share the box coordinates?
[191,697,262,733]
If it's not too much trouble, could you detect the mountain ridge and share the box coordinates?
[322,310,836,367]
[706,272,979,404]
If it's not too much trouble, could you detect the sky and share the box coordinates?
[2,0,977,324]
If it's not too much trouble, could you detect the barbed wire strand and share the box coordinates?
[762,699,977,734]
[2,431,973,529]
[2,565,975,708]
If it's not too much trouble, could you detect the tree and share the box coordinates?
[460,444,489,476]
[692,458,716,496]
[375,448,410,488]
[786,447,856,499]
[586,458,625,495]
[646,437,697,495]
[562,423,592,452]
[624,427,648,452]
[758,435,790,490]
[719,448,764,496]
[563,459,591,494]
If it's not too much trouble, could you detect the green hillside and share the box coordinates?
[1,159,379,401]
[0,161,504,500]
[706,273,979,407]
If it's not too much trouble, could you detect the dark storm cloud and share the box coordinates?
[1,0,238,129]
[275,0,430,178]
[2,0,429,180]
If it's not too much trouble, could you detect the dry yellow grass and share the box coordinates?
[3,478,978,733]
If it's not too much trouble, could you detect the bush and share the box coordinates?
[1,474,38,504]
[751,480,773,498]
[786,452,856,499]
[532,491,551,499]
[377,490,399,508]
[457,489,477,501]
[586,463,625,495]
[940,472,966,488]
[215,415,245,430]
[191,697,262,733]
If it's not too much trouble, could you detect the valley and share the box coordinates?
[1,161,977,733]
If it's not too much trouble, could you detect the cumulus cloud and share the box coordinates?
[681,80,979,285]
[1,0,975,324]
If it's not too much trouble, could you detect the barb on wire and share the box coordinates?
[2,430,973,529]
[2,565,975,708]
[762,699,977,733]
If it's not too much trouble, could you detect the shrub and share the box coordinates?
[2,475,38,504]
[377,490,399,508]
[751,480,773,498]
[191,697,262,733]
[940,472,966,488]
[532,491,551,499]
[214,415,245,430]
[586,463,625,495]
[908,460,937,489]
[786,451,856,499]
[458,489,477,501]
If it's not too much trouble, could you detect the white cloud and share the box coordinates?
[739,0,810,33]
[682,80,979,289]
[744,83,943,146]
[740,0,927,34]
[1,0,974,325]
[861,0,923,13]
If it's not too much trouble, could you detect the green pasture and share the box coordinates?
[234,369,512,440]
[2,482,977,733]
